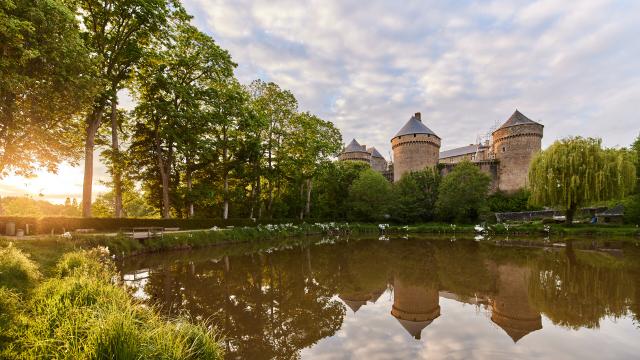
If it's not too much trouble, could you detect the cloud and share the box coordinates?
[182,0,640,157]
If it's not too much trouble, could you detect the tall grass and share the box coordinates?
[0,246,224,359]
[0,244,41,293]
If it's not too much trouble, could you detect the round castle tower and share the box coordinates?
[391,112,441,182]
[338,139,372,163]
[491,110,544,192]
[391,277,440,340]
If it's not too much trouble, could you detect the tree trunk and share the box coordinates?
[256,177,262,219]
[565,203,577,225]
[155,131,170,219]
[186,158,194,218]
[223,171,229,220]
[82,109,103,217]
[111,94,123,218]
[299,181,305,220]
[305,178,313,217]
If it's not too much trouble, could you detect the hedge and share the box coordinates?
[0,217,302,235]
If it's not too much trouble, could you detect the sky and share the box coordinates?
[2,0,640,203]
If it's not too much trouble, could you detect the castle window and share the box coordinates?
[413,134,416,137]
[502,146,506,152]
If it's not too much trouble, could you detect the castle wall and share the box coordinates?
[338,151,371,163]
[492,123,543,192]
[392,133,440,182]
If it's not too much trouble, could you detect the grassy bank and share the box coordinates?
[0,245,223,359]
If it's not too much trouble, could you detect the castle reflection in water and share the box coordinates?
[121,237,640,359]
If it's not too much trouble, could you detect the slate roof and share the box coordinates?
[439,144,487,159]
[367,147,385,159]
[343,139,367,153]
[393,115,439,139]
[597,204,624,216]
[497,110,542,129]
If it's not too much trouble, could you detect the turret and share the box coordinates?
[391,112,441,182]
[491,110,543,192]
[338,139,372,163]
[390,277,440,340]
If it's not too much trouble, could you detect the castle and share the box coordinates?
[339,110,544,192]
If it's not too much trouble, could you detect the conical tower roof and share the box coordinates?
[497,110,542,130]
[395,318,434,340]
[393,113,439,139]
[367,147,384,159]
[343,138,367,153]
[339,295,367,313]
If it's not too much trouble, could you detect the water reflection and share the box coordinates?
[120,237,640,359]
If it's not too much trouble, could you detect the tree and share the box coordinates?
[131,22,235,218]
[312,161,370,220]
[0,0,94,177]
[348,169,392,222]
[70,0,175,217]
[390,168,440,223]
[528,137,636,224]
[282,112,342,219]
[436,161,491,223]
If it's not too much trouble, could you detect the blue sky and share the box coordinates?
[184,0,640,160]
[2,0,640,202]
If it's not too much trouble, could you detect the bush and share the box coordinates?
[623,194,640,225]
[0,216,303,235]
[488,189,540,213]
[0,288,20,351]
[0,244,41,293]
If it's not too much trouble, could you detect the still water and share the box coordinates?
[120,236,640,359]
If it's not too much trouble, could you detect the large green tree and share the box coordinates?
[528,137,636,224]
[131,22,235,218]
[70,0,175,217]
[0,0,94,177]
[348,169,392,222]
[390,168,440,223]
[436,161,491,223]
[282,112,342,219]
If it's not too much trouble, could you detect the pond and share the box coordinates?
[119,236,640,359]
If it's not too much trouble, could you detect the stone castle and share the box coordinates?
[338,110,544,192]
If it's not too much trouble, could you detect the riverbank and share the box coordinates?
[0,245,223,359]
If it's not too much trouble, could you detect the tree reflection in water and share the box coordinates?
[120,236,640,359]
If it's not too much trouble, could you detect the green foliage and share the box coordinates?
[0,196,80,217]
[487,189,540,213]
[348,169,392,222]
[623,194,640,225]
[312,161,370,220]
[0,0,94,177]
[528,137,637,223]
[436,161,492,223]
[0,288,20,351]
[14,249,224,359]
[0,244,40,293]
[91,190,155,218]
[390,168,440,223]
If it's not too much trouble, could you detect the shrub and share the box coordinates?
[0,288,20,350]
[55,247,115,281]
[0,244,41,293]
[623,194,640,225]
[488,189,540,213]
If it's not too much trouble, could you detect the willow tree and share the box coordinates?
[528,137,636,224]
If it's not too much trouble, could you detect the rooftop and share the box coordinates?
[343,138,368,153]
[439,143,488,159]
[367,147,385,159]
[393,112,439,139]
[496,110,542,130]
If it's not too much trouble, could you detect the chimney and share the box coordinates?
[414,112,421,121]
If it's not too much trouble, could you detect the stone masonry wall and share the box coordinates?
[492,123,543,192]
[392,133,440,182]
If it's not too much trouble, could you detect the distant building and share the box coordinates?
[338,109,544,192]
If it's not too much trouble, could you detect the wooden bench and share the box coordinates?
[120,227,164,240]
